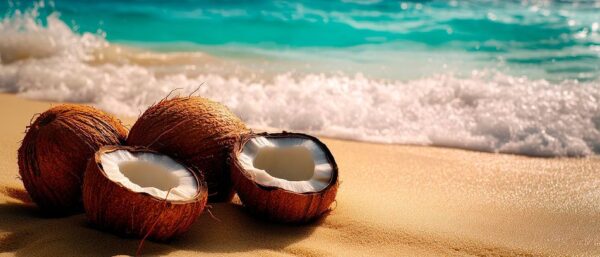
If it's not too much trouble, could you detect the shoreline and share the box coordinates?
[1,93,599,256]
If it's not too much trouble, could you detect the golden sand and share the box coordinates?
[0,94,598,256]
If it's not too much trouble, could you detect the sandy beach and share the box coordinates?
[0,93,597,256]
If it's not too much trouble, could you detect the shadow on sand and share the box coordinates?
[0,187,318,256]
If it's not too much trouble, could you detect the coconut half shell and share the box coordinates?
[18,104,127,213]
[83,146,208,241]
[230,132,339,223]
[126,97,250,202]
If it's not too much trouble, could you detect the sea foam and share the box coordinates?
[1,11,599,157]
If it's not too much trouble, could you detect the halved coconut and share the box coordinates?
[83,146,207,241]
[230,132,339,223]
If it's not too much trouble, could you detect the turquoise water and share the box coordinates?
[1,1,600,156]
[3,0,599,81]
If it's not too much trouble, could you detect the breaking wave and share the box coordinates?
[1,10,599,157]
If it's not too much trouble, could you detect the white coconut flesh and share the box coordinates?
[100,150,198,201]
[239,136,334,193]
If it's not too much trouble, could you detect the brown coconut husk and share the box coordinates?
[126,96,250,202]
[18,104,127,213]
[83,146,208,241]
[230,132,339,223]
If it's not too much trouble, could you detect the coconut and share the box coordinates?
[18,104,127,212]
[230,132,339,223]
[126,97,249,202]
[83,146,207,241]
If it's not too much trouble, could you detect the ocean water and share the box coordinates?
[0,0,599,157]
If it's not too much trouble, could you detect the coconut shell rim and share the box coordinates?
[231,131,339,196]
[92,145,208,204]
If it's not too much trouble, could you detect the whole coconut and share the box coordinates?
[127,97,249,202]
[18,104,127,213]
